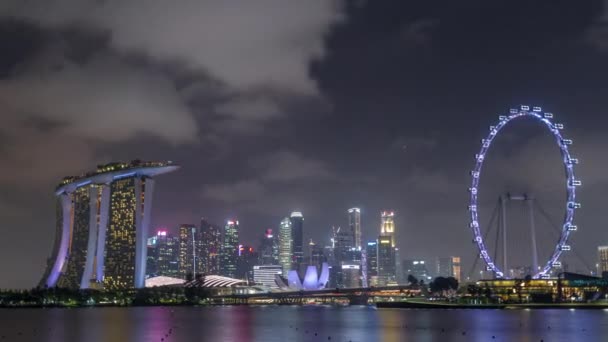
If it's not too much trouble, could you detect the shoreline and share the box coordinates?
[376,301,608,310]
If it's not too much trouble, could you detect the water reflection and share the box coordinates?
[0,306,607,342]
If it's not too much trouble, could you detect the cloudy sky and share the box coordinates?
[1,0,608,288]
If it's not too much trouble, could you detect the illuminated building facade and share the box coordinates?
[436,256,462,282]
[348,208,362,250]
[220,220,239,278]
[377,236,396,286]
[403,259,430,282]
[40,160,178,289]
[278,217,292,276]
[380,211,396,247]
[258,229,279,265]
[290,212,304,274]
[366,241,379,286]
[253,265,283,289]
[333,228,362,288]
[598,246,608,278]
[200,218,221,275]
[341,264,361,288]
[155,230,179,278]
[146,235,159,276]
[236,245,258,281]
[178,224,199,279]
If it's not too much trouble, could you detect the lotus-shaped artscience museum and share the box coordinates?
[286,262,330,290]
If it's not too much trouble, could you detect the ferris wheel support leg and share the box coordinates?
[528,198,539,276]
[500,195,508,274]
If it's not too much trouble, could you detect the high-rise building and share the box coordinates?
[253,265,283,289]
[395,248,404,284]
[156,230,180,277]
[200,218,221,275]
[290,212,304,274]
[308,240,326,269]
[380,211,396,247]
[278,217,293,276]
[377,236,396,286]
[236,245,258,281]
[334,228,362,288]
[366,241,378,286]
[436,256,462,282]
[220,220,239,278]
[40,160,178,290]
[598,246,608,278]
[348,208,362,250]
[403,259,430,282]
[341,264,361,288]
[178,224,199,279]
[146,235,159,277]
[259,229,279,265]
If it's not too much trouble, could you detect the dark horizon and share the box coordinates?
[1,1,608,289]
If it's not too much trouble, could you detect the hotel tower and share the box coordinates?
[40,160,178,289]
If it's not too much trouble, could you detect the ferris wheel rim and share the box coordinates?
[468,105,579,279]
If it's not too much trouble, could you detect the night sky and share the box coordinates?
[1,1,608,289]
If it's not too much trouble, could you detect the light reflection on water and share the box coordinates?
[0,306,606,342]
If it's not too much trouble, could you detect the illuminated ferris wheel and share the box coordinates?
[468,105,580,279]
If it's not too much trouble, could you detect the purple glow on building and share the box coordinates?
[302,266,319,290]
[46,193,72,287]
[287,270,302,290]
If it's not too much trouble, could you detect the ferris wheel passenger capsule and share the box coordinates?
[521,105,530,111]
[562,139,573,145]
[509,109,518,114]
[499,115,508,121]
[543,112,554,118]
[554,123,564,129]
[567,158,579,165]
[552,261,562,267]
[566,224,578,231]
[532,106,542,112]
[568,202,581,209]
[560,245,571,251]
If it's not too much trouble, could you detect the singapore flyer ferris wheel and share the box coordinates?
[468,105,581,279]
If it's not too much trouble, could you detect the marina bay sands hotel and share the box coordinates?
[40,160,179,290]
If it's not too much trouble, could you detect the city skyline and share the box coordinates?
[2,1,608,289]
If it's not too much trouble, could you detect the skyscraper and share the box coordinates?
[220,220,239,278]
[598,246,608,278]
[334,227,361,288]
[366,241,379,286]
[178,224,198,279]
[436,256,462,282]
[155,230,179,278]
[380,211,396,247]
[403,259,430,282]
[146,235,159,277]
[308,240,326,269]
[377,235,396,286]
[348,208,362,250]
[258,229,279,265]
[200,218,221,275]
[278,217,293,276]
[40,160,178,290]
[290,212,304,274]
[236,245,258,281]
